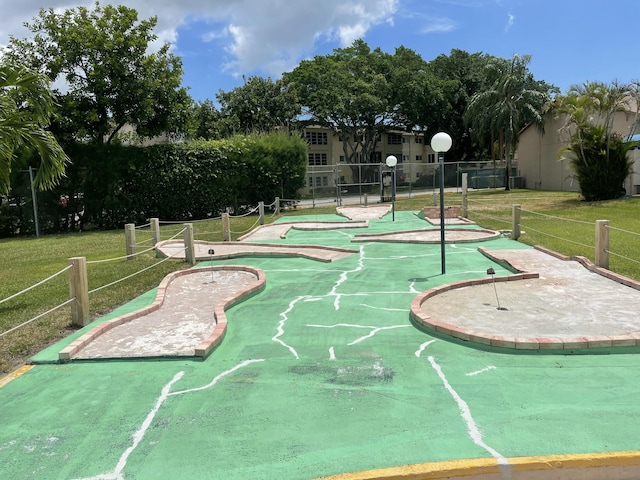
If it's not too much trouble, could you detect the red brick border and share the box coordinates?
[410,246,640,352]
[59,265,266,361]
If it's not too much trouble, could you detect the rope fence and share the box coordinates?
[0,298,76,339]
[88,249,183,295]
[6,192,640,340]
[0,264,73,307]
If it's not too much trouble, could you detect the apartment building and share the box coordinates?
[303,125,440,196]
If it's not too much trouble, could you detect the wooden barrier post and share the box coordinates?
[259,202,265,225]
[595,220,609,269]
[183,223,196,266]
[275,197,280,215]
[461,173,468,218]
[68,257,89,327]
[125,223,136,260]
[150,218,160,246]
[222,213,231,242]
[512,204,521,240]
[364,193,368,207]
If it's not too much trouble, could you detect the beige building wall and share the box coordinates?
[517,110,639,193]
[303,125,438,196]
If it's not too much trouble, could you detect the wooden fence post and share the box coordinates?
[125,223,136,260]
[68,257,89,327]
[259,202,265,225]
[222,213,231,242]
[183,223,196,266]
[595,220,609,269]
[150,218,160,246]
[275,197,280,215]
[512,204,521,240]
[461,173,468,218]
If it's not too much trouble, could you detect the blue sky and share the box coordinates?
[2,1,639,102]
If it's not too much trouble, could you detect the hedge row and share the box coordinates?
[3,132,307,236]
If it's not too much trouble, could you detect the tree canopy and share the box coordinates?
[0,63,68,194]
[216,76,301,135]
[5,2,192,144]
[465,54,555,189]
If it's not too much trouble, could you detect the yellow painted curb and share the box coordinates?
[317,451,640,480]
[0,365,35,388]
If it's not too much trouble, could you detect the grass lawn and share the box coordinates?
[1,188,639,374]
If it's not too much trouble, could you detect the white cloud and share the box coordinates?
[0,0,398,78]
[505,13,515,32]
[420,18,457,34]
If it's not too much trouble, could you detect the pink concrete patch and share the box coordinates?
[59,265,266,361]
[411,246,640,352]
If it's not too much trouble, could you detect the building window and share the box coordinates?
[308,153,328,166]
[339,155,345,162]
[427,153,436,164]
[305,131,328,145]
[416,155,423,161]
[387,133,402,145]
[415,137,423,144]
[322,176,329,187]
[402,155,408,163]
[371,152,382,163]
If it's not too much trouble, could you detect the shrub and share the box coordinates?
[562,125,634,201]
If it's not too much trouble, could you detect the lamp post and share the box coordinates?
[385,155,397,221]
[430,132,452,275]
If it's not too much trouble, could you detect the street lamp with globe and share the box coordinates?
[430,132,452,275]
[385,155,398,222]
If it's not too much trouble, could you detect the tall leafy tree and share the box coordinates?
[557,81,636,200]
[389,46,453,146]
[0,63,68,194]
[6,2,192,144]
[191,99,236,140]
[428,49,497,160]
[216,76,301,135]
[283,39,399,182]
[465,54,554,189]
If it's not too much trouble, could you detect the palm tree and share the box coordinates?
[465,54,550,190]
[0,63,68,194]
[556,81,636,200]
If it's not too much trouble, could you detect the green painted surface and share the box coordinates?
[2,211,639,479]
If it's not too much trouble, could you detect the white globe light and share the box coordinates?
[430,132,452,153]
[385,155,398,167]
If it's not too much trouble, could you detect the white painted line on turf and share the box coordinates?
[330,246,365,311]
[427,356,511,479]
[415,340,436,357]
[466,366,496,377]
[360,303,408,312]
[74,359,264,480]
[329,347,336,360]
[272,296,306,359]
[307,323,411,346]
[170,359,265,396]
[348,325,411,345]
